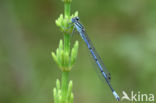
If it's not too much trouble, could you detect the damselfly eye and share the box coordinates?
[75,17,79,20]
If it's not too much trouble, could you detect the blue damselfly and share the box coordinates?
[71,17,120,101]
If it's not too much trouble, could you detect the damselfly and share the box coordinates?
[71,17,120,101]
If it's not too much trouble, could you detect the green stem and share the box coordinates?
[64,2,71,17]
[61,1,71,103]
[64,33,70,53]
[64,2,71,53]
[61,71,69,102]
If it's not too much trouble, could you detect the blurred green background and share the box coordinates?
[0,0,156,103]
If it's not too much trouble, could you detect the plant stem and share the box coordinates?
[53,0,77,103]
[61,71,69,102]
[64,2,71,53]
[62,1,71,102]
[64,2,70,17]
[64,33,70,53]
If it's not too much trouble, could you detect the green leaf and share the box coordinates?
[56,79,60,90]
[71,41,79,66]
[53,88,57,103]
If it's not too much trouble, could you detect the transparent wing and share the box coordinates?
[80,29,111,82]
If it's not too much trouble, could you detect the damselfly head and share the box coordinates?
[71,17,79,23]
